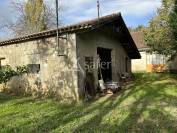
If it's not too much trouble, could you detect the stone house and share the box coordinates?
[0,13,140,101]
[131,31,177,73]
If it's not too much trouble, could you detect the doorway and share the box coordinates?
[97,47,112,82]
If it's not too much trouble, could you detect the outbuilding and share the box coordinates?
[0,13,140,101]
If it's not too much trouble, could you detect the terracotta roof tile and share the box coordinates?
[131,31,149,49]
[0,13,121,46]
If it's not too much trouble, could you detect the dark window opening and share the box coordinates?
[27,64,40,74]
[97,47,112,82]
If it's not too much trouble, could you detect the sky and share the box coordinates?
[0,0,162,39]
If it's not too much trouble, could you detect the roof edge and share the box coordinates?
[118,15,141,59]
[0,13,121,46]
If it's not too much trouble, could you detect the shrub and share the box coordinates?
[0,65,28,84]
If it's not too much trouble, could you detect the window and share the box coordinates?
[27,64,40,74]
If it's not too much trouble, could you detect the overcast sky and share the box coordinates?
[0,0,162,39]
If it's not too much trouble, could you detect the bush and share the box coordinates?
[0,65,28,84]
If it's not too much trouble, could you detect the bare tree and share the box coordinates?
[0,0,62,37]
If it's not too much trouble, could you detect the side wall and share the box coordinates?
[132,51,147,72]
[132,51,168,72]
[0,34,79,102]
[76,30,131,97]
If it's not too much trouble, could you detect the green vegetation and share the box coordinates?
[144,0,177,58]
[169,0,177,54]
[25,0,46,33]
[0,65,27,84]
[1,0,59,36]
[0,73,177,133]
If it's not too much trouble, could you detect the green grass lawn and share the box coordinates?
[0,73,177,133]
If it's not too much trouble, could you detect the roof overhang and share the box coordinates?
[118,16,141,59]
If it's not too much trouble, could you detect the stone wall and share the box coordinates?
[0,29,134,101]
[0,34,79,102]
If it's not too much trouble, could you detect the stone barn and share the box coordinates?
[0,13,140,101]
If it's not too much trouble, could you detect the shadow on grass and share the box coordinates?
[73,73,177,132]
[0,73,177,133]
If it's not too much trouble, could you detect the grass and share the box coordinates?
[0,73,177,133]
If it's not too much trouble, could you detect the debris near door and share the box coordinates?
[106,82,121,94]
[98,80,121,95]
[120,73,135,82]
